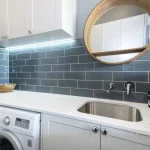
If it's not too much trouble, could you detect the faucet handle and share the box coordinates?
[124,82,134,96]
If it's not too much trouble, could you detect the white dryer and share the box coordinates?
[0,106,40,150]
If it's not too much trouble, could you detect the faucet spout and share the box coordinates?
[124,82,134,96]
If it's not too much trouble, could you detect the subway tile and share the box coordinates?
[71,88,93,97]
[31,51,45,59]
[35,86,51,93]
[21,85,35,92]
[21,66,36,72]
[51,40,71,50]
[113,72,148,82]
[26,59,41,66]
[31,73,45,79]
[94,90,123,101]
[71,63,94,72]
[35,44,51,52]
[9,55,16,61]
[26,79,41,85]
[104,81,135,92]
[136,83,150,93]
[79,55,97,63]
[9,61,13,67]
[0,66,6,72]
[0,73,6,78]
[52,87,70,95]
[41,80,57,86]
[52,64,70,72]
[46,50,64,57]
[13,60,25,66]
[0,53,5,60]
[86,72,112,81]
[0,60,8,66]
[0,79,9,84]
[137,50,150,60]
[15,85,21,90]
[78,81,103,89]
[124,93,147,103]
[22,47,36,53]
[46,72,63,79]
[9,73,17,79]
[124,61,150,71]
[13,79,26,84]
[17,73,31,79]
[95,63,123,71]
[58,80,77,88]
[41,58,57,65]
[65,47,87,56]
[64,72,85,80]
[58,56,78,64]
[17,53,30,60]
[36,65,51,72]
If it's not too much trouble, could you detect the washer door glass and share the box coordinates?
[0,138,15,150]
[0,130,23,150]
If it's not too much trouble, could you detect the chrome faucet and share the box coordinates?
[124,82,134,96]
[107,83,114,93]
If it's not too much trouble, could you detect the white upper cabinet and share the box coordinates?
[30,0,76,37]
[7,0,30,39]
[0,0,76,43]
[30,0,56,34]
[120,14,147,49]
[0,0,8,40]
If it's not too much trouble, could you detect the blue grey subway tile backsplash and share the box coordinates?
[8,39,150,103]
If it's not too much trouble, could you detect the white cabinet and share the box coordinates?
[30,0,76,37]
[120,14,147,49]
[101,126,150,150]
[7,0,30,39]
[0,0,8,40]
[0,0,76,43]
[41,114,100,150]
[90,25,101,52]
[30,0,57,34]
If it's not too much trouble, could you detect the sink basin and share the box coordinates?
[78,102,142,122]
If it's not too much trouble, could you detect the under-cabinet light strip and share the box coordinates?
[8,38,74,50]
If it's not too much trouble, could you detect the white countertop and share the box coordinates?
[0,91,150,136]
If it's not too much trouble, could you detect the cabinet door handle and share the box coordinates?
[92,126,98,133]
[101,128,107,135]
[28,30,32,34]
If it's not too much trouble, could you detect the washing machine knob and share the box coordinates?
[3,116,10,126]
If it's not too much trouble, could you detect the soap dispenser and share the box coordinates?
[148,92,150,108]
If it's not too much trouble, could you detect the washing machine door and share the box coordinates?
[0,130,23,150]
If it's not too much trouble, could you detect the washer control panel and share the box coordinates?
[15,118,30,129]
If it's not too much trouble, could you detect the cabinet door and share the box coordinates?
[30,0,59,34]
[42,114,100,150]
[101,126,150,150]
[7,0,30,39]
[90,24,101,52]
[120,14,146,49]
[100,20,120,63]
[0,0,8,41]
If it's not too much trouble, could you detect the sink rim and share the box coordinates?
[77,101,143,122]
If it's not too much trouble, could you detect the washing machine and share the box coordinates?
[0,106,41,150]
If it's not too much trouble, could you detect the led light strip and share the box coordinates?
[8,38,74,50]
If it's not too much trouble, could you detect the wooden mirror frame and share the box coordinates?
[84,0,150,65]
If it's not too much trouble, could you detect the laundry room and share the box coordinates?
[0,0,150,150]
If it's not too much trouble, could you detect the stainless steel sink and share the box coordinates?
[78,102,142,122]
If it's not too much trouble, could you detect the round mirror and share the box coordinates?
[84,0,150,65]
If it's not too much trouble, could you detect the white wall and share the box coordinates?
[76,0,100,39]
